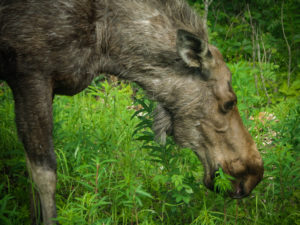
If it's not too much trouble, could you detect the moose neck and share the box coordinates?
[95,0,207,108]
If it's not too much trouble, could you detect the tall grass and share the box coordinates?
[0,64,299,224]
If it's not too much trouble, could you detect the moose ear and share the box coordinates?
[176,29,208,67]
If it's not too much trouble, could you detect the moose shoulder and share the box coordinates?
[0,0,263,224]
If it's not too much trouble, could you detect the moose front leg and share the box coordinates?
[10,77,58,225]
[25,155,57,225]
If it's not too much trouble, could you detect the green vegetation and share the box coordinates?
[0,1,299,224]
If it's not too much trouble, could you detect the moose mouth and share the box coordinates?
[204,166,263,199]
[205,177,248,199]
[230,181,248,199]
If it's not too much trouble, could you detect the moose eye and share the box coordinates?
[223,100,236,112]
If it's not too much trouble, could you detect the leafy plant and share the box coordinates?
[213,168,234,196]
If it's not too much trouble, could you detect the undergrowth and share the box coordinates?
[0,61,299,225]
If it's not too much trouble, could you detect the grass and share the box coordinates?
[0,69,299,224]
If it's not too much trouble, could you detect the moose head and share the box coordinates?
[153,29,264,198]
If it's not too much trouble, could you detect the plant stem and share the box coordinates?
[223,199,227,225]
[235,200,239,225]
[247,4,260,96]
[280,1,292,88]
[256,31,271,105]
[95,163,99,194]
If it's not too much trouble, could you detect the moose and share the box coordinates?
[0,0,264,224]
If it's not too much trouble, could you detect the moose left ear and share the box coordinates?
[176,29,208,67]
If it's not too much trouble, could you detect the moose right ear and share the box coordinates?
[176,29,208,67]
